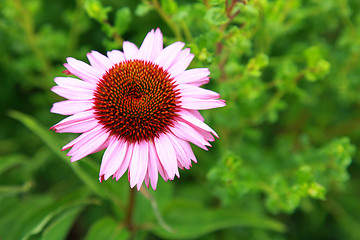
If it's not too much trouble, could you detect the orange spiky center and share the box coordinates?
[93,60,180,142]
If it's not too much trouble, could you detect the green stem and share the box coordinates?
[67,0,85,54]
[125,187,137,237]
[203,0,210,8]
[150,0,183,41]
[180,19,193,43]
[12,0,52,75]
[8,110,124,208]
[102,20,124,46]
[247,72,304,125]
[140,187,174,233]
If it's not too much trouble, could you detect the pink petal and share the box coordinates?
[152,28,163,58]
[138,29,155,61]
[114,143,134,181]
[144,171,150,188]
[154,42,185,70]
[148,143,159,190]
[123,41,139,60]
[65,57,102,84]
[178,84,220,99]
[107,50,125,64]
[66,126,107,153]
[167,133,192,169]
[99,136,128,180]
[184,109,204,121]
[54,77,96,90]
[179,109,218,138]
[175,68,210,86]
[97,138,110,152]
[155,152,170,182]
[181,98,226,110]
[170,121,210,150]
[167,48,194,78]
[64,126,110,162]
[50,100,93,115]
[87,51,114,73]
[178,138,197,163]
[51,110,98,133]
[154,133,179,180]
[191,125,215,142]
[51,85,94,100]
[62,125,101,151]
[129,140,148,190]
[138,28,164,61]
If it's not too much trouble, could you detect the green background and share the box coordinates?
[1,0,360,239]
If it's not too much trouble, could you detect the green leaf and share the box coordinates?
[208,0,227,6]
[8,110,124,205]
[245,53,269,77]
[0,154,26,175]
[204,7,228,26]
[152,200,286,239]
[161,0,178,15]
[84,0,112,22]
[135,3,153,17]
[208,153,255,205]
[304,46,331,81]
[0,196,53,240]
[20,189,90,240]
[307,182,326,200]
[0,181,33,196]
[114,7,132,36]
[41,206,84,240]
[318,137,355,184]
[85,217,129,240]
[0,189,88,240]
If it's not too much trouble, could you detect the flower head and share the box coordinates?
[51,29,225,190]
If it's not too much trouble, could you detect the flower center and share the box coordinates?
[93,60,180,142]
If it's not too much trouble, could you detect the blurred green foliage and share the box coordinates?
[1,0,360,239]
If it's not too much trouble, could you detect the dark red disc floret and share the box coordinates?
[93,60,180,142]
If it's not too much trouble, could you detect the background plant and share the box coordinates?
[1,0,360,239]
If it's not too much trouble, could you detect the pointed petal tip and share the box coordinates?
[66,56,78,62]
[70,156,79,162]
[103,172,112,181]
[62,145,72,151]
[99,174,104,183]
[129,183,137,190]
[154,28,162,36]
[62,69,72,75]
[90,50,99,54]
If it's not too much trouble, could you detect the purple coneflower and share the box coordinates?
[51,29,225,190]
